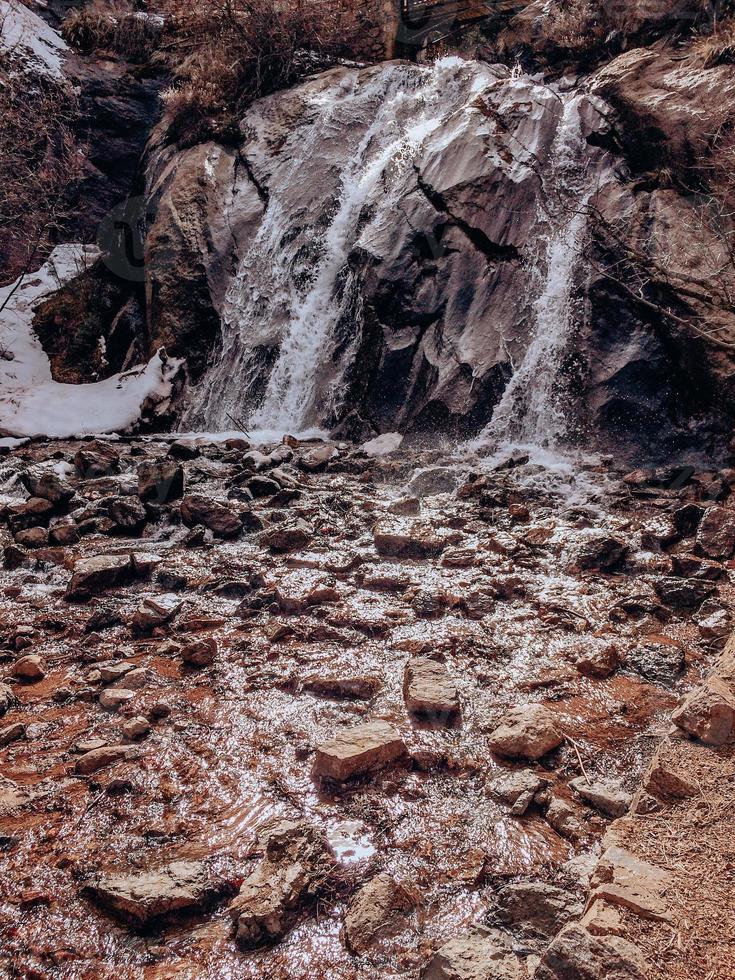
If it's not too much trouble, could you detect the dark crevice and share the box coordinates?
[236,150,269,205]
[413,167,520,263]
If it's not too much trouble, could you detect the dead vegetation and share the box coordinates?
[155,0,361,145]
[61,2,163,61]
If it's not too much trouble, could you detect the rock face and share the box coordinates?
[84,860,225,927]
[313,721,406,781]
[229,819,333,948]
[487,704,563,761]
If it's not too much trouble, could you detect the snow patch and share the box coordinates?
[0,0,68,79]
[0,245,182,439]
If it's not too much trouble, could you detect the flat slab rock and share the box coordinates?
[66,554,133,599]
[421,927,527,979]
[313,720,406,782]
[404,657,460,723]
[83,860,227,927]
[535,923,646,979]
[487,704,563,761]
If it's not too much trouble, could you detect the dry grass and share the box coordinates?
[62,2,162,61]
[693,16,735,67]
[156,0,361,145]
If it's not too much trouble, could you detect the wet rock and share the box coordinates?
[75,744,133,775]
[274,570,338,613]
[343,872,414,953]
[106,496,148,535]
[66,554,134,600]
[545,796,586,841]
[574,536,628,572]
[181,637,217,668]
[14,527,48,549]
[653,576,716,609]
[11,654,45,682]
[180,494,241,538]
[536,923,646,979]
[261,519,313,552]
[573,642,620,679]
[492,880,583,940]
[97,662,135,684]
[313,720,406,782]
[671,553,723,581]
[639,516,679,550]
[490,769,544,816]
[229,819,333,948]
[8,496,55,531]
[3,544,27,570]
[422,927,525,979]
[569,777,631,818]
[403,657,460,724]
[244,475,281,498]
[643,741,699,799]
[0,683,17,717]
[298,444,338,472]
[696,506,735,559]
[671,676,735,745]
[301,675,382,700]
[487,704,563,761]
[169,438,201,460]
[130,596,181,636]
[623,640,684,686]
[388,496,420,516]
[84,860,225,927]
[49,521,80,546]
[441,547,477,568]
[75,441,120,478]
[695,606,732,647]
[0,722,25,746]
[408,467,458,497]
[672,503,704,537]
[122,716,151,741]
[20,469,75,505]
[137,459,185,503]
[99,689,136,711]
[373,521,446,560]
[589,845,672,923]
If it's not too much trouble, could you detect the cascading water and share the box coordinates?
[481,92,595,453]
[186,58,487,435]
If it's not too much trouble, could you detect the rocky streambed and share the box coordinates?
[0,434,733,978]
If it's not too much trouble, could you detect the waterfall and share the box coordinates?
[481,93,595,452]
[186,58,482,435]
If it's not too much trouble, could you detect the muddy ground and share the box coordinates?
[0,435,732,979]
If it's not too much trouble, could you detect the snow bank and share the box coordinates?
[0,0,68,79]
[0,245,182,439]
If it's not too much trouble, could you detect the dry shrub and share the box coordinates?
[0,59,83,284]
[694,15,735,66]
[157,0,360,146]
[62,2,162,61]
[538,0,604,55]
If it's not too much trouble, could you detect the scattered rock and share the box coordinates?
[487,704,563,761]
[0,683,17,717]
[301,675,382,700]
[574,536,628,572]
[138,459,185,503]
[84,860,225,927]
[75,745,132,775]
[20,469,74,504]
[74,441,120,478]
[313,720,406,782]
[229,819,333,948]
[180,494,241,538]
[623,640,684,686]
[545,796,586,841]
[99,689,136,711]
[643,741,699,799]
[343,873,414,953]
[403,657,460,723]
[573,642,620,679]
[298,444,338,472]
[490,769,544,816]
[422,927,525,979]
[388,496,420,516]
[0,722,25,746]
[181,637,217,668]
[261,519,313,552]
[66,554,134,600]
[107,496,147,535]
[570,777,631,817]
[14,527,48,549]
[588,845,672,923]
[408,467,458,497]
[671,676,735,745]
[373,522,446,559]
[122,716,151,741]
[653,576,716,609]
[536,923,646,979]
[493,880,583,941]
[130,596,181,635]
[12,655,45,682]
[49,521,80,546]
[696,506,735,559]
